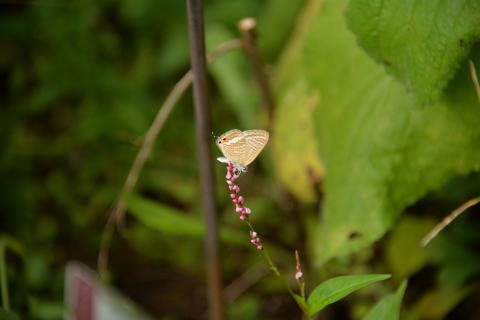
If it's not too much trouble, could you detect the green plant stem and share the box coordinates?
[245,221,312,319]
[0,243,10,312]
[300,281,306,301]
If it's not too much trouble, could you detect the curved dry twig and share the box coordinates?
[421,61,480,246]
[97,39,243,276]
[421,196,480,247]
[469,60,480,104]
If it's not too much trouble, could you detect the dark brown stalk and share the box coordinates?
[186,0,223,319]
[238,17,275,124]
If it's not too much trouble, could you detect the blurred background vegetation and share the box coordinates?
[1,0,480,319]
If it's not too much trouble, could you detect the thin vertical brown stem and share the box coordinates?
[238,17,275,124]
[469,60,480,104]
[186,0,224,319]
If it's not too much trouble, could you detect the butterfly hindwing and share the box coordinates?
[241,130,269,166]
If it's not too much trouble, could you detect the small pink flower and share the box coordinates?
[249,230,263,250]
[225,161,262,249]
[294,250,304,281]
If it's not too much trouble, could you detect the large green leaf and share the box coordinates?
[206,24,259,129]
[271,0,325,203]
[385,216,436,279]
[274,0,480,265]
[410,286,473,319]
[126,195,246,245]
[307,274,390,316]
[363,281,407,320]
[346,0,480,104]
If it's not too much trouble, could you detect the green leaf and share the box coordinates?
[385,216,436,279]
[363,280,407,320]
[28,297,65,320]
[410,286,473,319]
[257,0,306,60]
[271,0,325,203]
[271,86,324,203]
[126,195,246,245]
[346,0,480,103]
[292,293,308,312]
[206,24,259,128]
[275,0,480,265]
[429,233,480,288]
[307,274,391,316]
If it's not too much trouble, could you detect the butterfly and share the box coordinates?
[215,129,269,172]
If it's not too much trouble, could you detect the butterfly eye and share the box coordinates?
[222,138,227,141]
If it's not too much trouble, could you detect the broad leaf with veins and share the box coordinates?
[273,0,480,265]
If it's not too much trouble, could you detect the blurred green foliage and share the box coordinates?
[1,0,480,319]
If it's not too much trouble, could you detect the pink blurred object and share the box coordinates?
[64,262,153,320]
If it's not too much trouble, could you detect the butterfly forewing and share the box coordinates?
[217,129,246,164]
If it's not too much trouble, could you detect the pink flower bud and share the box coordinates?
[256,245,263,250]
[230,193,236,199]
[240,215,247,221]
[244,208,251,214]
[250,231,257,238]
[226,180,233,185]
[295,272,303,280]
[237,196,244,203]
[235,206,242,212]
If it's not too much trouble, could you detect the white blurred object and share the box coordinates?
[64,262,154,320]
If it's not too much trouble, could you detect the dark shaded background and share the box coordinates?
[1,0,480,319]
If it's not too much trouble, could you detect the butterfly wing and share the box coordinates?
[217,129,248,165]
[241,129,269,166]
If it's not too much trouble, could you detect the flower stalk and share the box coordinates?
[222,161,312,319]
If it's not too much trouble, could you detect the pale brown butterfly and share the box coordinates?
[215,129,269,172]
